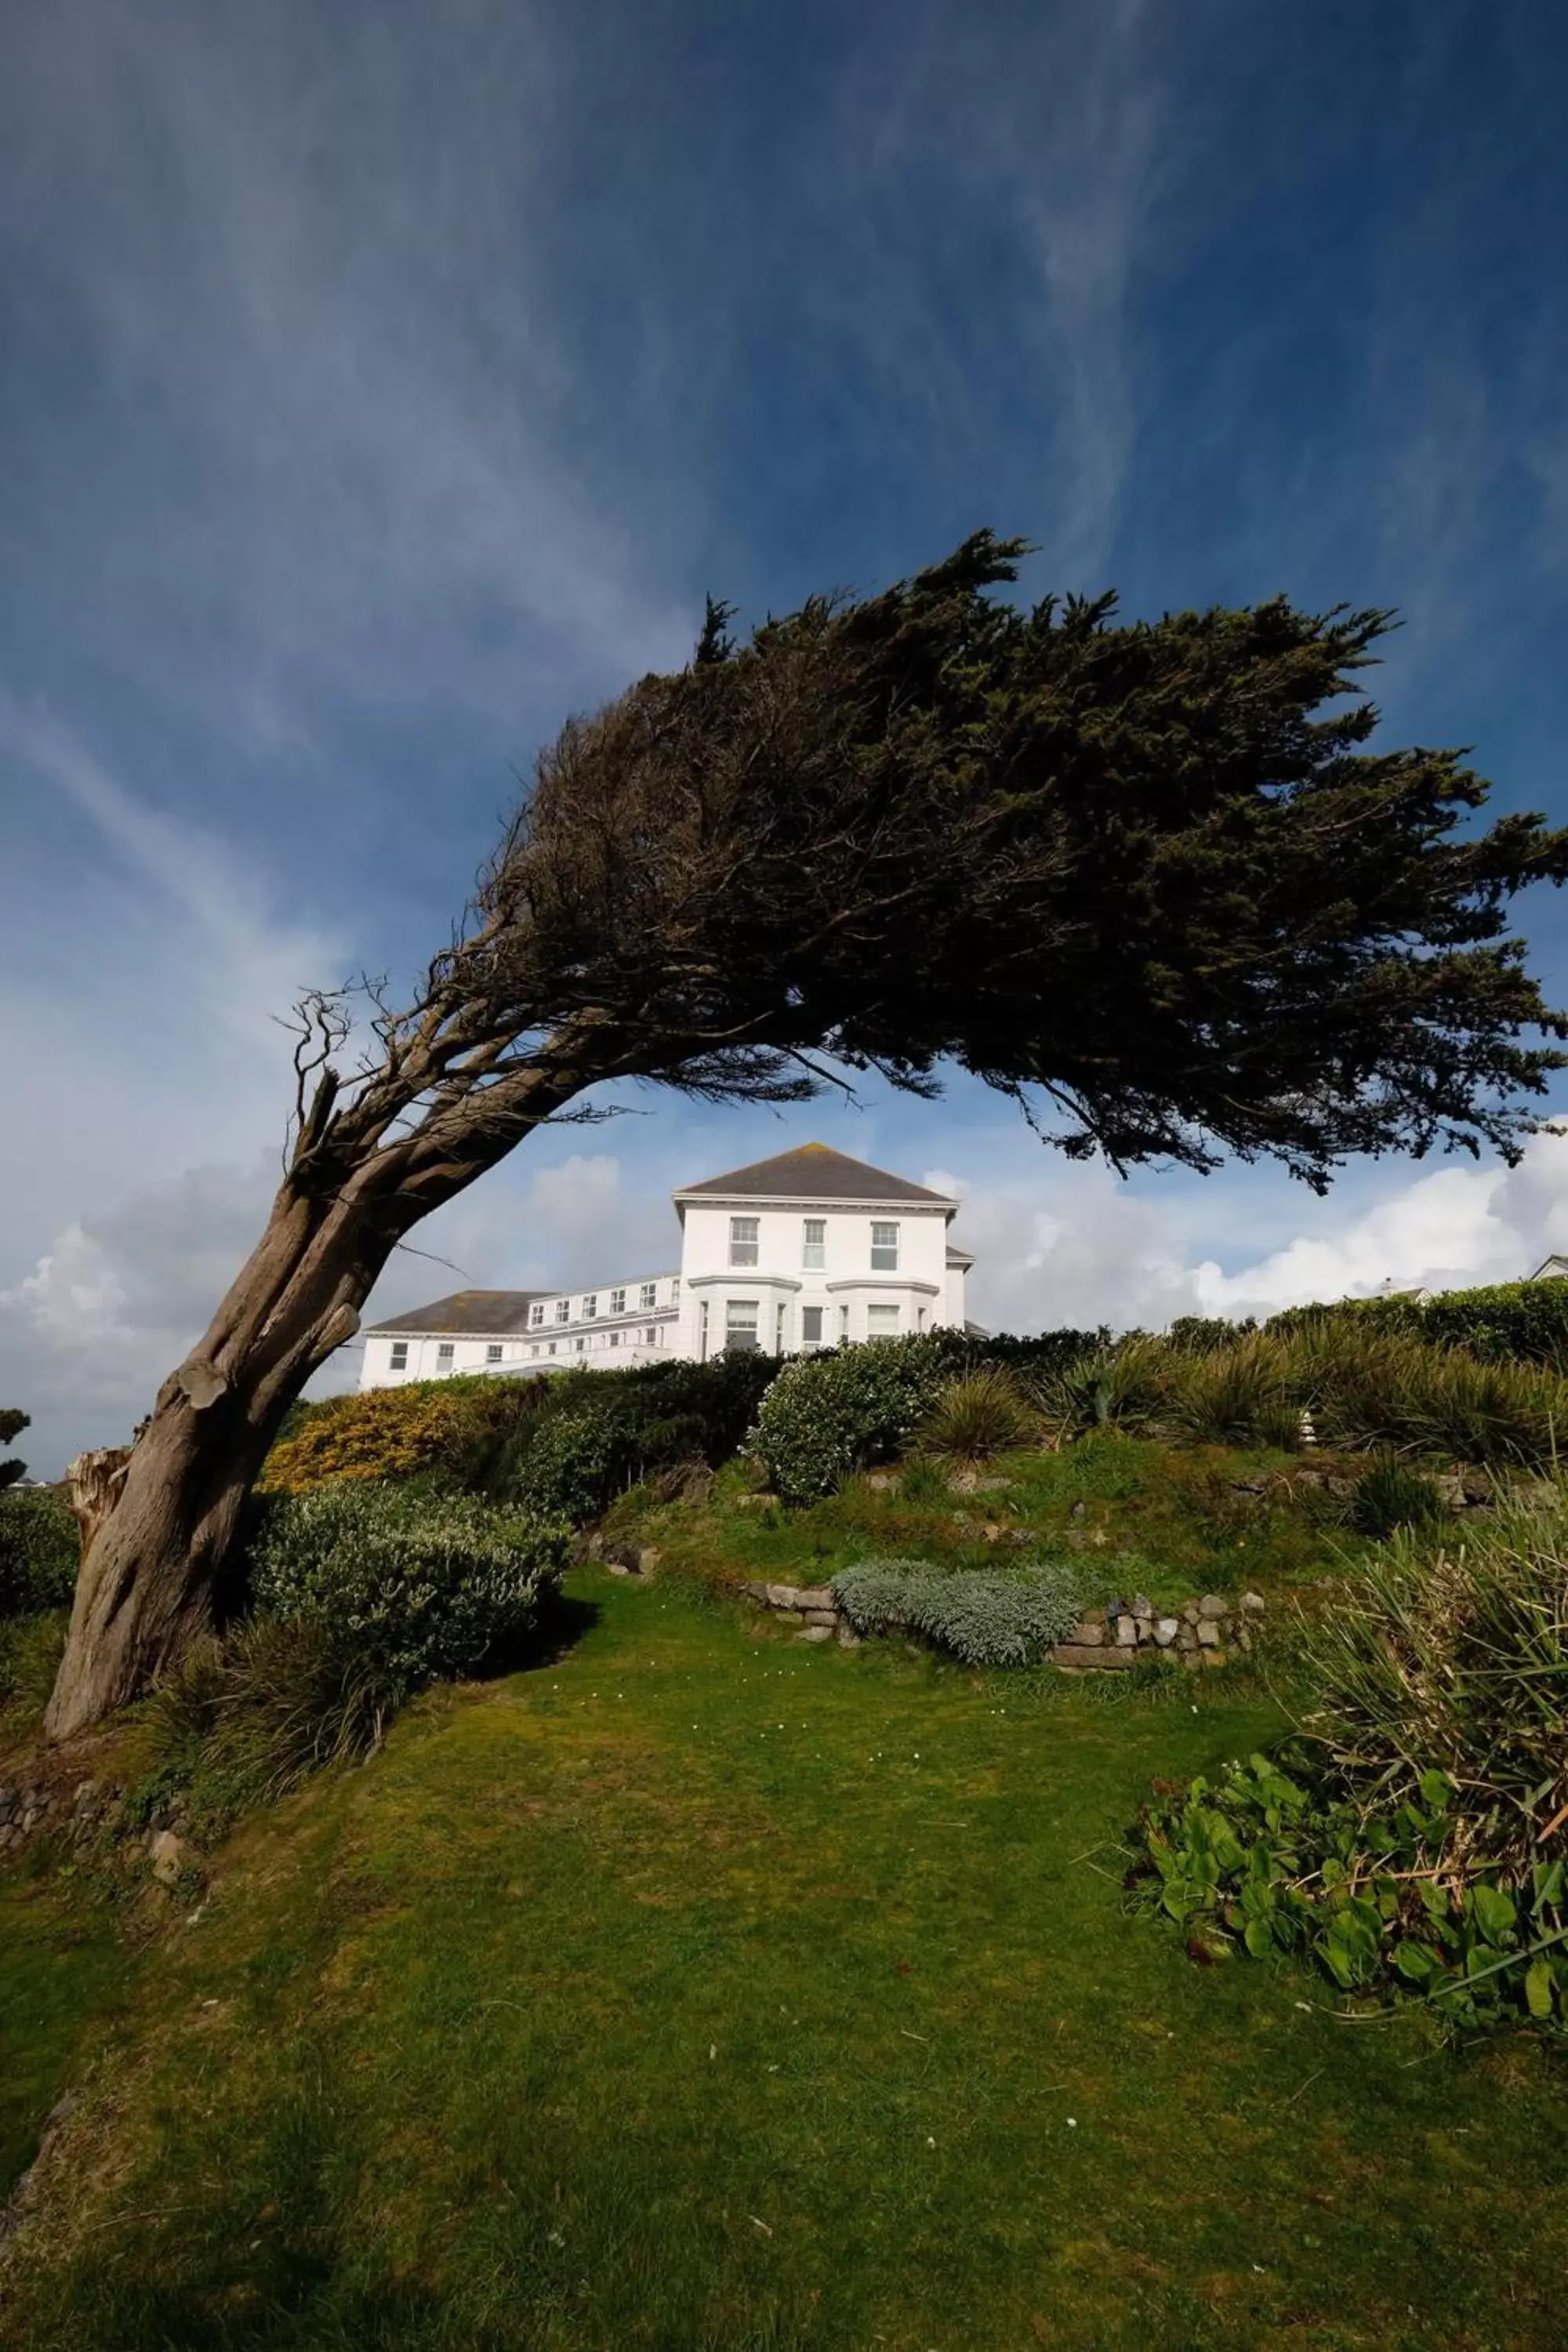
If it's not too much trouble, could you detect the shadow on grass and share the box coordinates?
[485,1590,603,1682]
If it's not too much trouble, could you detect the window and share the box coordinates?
[644,1326,658,1345]
[610,1330,620,1347]
[729,1215,759,1268]
[529,1302,544,1328]
[916,1307,927,1331]
[725,1298,760,1353]
[699,1299,710,1361]
[584,1293,598,1319]
[547,1341,557,1356]
[486,1343,503,1364]
[776,1303,787,1352]
[871,1221,899,1271]
[437,1341,455,1370]
[389,1341,408,1371]
[554,1298,570,1324]
[531,1345,539,1359]
[802,1218,826,1270]
[671,1276,680,1298]
[839,1304,850,1342]
[640,1281,657,1311]
[800,1305,823,1347]
[575,1337,585,1353]
[610,1287,626,1315]
[867,1303,901,1338]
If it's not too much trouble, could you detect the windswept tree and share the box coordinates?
[45,535,1568,1736]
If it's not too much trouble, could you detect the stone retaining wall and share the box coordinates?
[742,1580,1266,1667]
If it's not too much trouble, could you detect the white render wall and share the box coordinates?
[673,1196,960,1360]
[358,1188,970,1389]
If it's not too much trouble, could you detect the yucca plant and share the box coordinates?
[1033,1332,1177,1440]
[1348,1452,1447,1539]
[914,1369,1039,1462]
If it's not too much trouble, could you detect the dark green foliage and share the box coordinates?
[748,1337,953,1505]
[1166,1316,1254,1355]
[1135,1749,1567,2031]
[832,1556,1091,1664]
[514,535,1568,1186]
[492,1352,784,1523]
[0,1406,26,1492]
[1272,1279,1568,1368]
[249,1483,567,1699]
[0,1488,80,1620]
[0,1608,68,1711]
[1349,1454,1447,1538]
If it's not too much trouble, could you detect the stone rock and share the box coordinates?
[1435,1472,1468,1510]
[1115,1615,1138,1648]
[863,1471,899,1492]
[1236,1625,1253,1652]
[743,1581,771,1603]
[1239,1591,1266,1614]
[1181,1650,1203,1671]
[802,1608,839,1628]
[149,1830,191,1887]
[1196,1618,1220,1647]
[735,1492,781,1511]
[836,1624,862,1648]
[1069,1500,1087,1519]
[1176,1623,1198,1650]
[637,1548,662,1577]
[1134,1617,1153,1645]
[793,1586,834,1612]
[1131,1592,1153,1620]
[1154,1617,1180,1647]
[606,1560,631,1577]
[1050,1643,1135,1671]
[765,1582,804,1608]
[795,1625,833,1643]
[1460,1467,1494,1505]
[1200,1648,1228,1669]
[948,1469,1012,1495]
[1197,1594,1227,1620]
[1064,1620,1104,1646]
[1181,1599,1201,1624]
[1229,1474,1269,1495]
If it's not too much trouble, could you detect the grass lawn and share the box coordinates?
[2,1564,1563,2350]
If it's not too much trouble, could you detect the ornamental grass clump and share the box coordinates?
[833,1555,1089,1667]
[1032,1332,1178,1441]
[1163,1332,1300,1450]
[913,1369,1038,1463]
[1134,1501,1568,2030]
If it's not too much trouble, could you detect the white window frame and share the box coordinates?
[800,1305,823,1348]
[725,1298,760,1352]
[644,1325,658,1345]
[486,1342,503,1364]
[729,1215,760,1269]
[640,1281,657,1311]
[867,1303,901,1338]
[529,1302,544,1328]
[389,1341,408,1370]
[436,1341,455,1369]
[839,1303,850,1342]
[802,1218,826,1270]
[610,1287,626,1315]
[554,1298,570,1325]
[871,1221,899,1272]
[583,1294,598,1319]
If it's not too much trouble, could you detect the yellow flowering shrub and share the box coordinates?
[260,1378,535,1495]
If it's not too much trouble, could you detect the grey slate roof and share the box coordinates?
[365,1289,548,1337]
[673,1142,951,1206]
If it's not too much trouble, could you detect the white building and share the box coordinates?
[358,1142,975,1389]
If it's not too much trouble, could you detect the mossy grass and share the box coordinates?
[2,1567,1563,2348]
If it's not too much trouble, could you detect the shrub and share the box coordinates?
[260,1376,549,1496]
[1166,1316,1256,1356]
[492,1353,786,1523]
[832,1555,1090,1666]
[0,1608,68,1712]
[498,1400,635,1524]
[914,1369,1038,1463]
[1349,1454,1446,1539]
[1133,1504,1568,2029]
[747,1337,953,1505]
[1270,1279,1568,1369]
[249,1483,567,1699]
[0,1488,80,1620]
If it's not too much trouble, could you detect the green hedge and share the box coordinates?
[0,1489,80,1621]
[1267,1279,1568,1368]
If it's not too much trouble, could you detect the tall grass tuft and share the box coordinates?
[914,1370,1038,1463]
[1033,1332,1176,1439]
[1165,1332,1298,1450]
[1300,1502,1568,1878]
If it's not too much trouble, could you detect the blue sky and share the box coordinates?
[4,0,1568,1472]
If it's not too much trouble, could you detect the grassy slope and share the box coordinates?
[2,1559,1563,2351]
